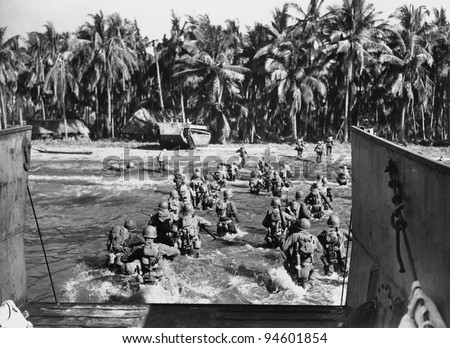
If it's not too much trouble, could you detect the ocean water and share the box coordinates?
[25,156,352,305]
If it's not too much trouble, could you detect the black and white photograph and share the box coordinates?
[0,0,449,336]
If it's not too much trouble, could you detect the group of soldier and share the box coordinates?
[295,136,335,164]
[105,144,350,290]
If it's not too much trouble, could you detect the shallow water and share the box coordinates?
[25,157,352,305]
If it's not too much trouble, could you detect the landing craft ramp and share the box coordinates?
[24,303,346,328]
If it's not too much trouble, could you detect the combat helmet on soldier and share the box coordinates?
[327,214,340,228]
[224,189,233,199]
[124,219,137,232]
[170,190,179,199]
[142,225,157,239]
[271,197,281,207]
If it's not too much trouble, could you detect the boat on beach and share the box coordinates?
[157,122,211,149]
[120,108,212,148]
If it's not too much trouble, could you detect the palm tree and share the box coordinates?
[255,3,328,140]
[0,28,24,129]
[43,35,79,139]
[241,23,271,142]
[80,12,138,138]
[430,7,450,141]
[173,51,250,143]
[25,31,50,120]
[325,0,387,141]
[380,5,441,141]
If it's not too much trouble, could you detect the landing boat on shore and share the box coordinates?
[157,122,211,149]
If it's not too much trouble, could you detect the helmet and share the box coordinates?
[271,197,281,207]
[170,190,179,198]
[124,219,137,232]
[224,189,233,199]
[158,201,169,210]
[327,214,340,228]
[182,203,195,215]
[299,218,311,231]
[295,191,304,200]
[142,225,157,239]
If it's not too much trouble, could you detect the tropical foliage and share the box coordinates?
[1,0,450,144]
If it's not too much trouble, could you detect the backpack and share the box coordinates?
[180,215,196,236]
[290,201,300,217]
[216,200,228,218]
[107,227,128,253]
[269,210,284,235]
[297,231,316,260]
[142,243,161,268]
[191,179,203,192]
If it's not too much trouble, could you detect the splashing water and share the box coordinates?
[25,157,352,306]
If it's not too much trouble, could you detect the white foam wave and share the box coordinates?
[268,267,308,299]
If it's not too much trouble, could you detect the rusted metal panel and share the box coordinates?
[0,126,32,307]
[347,127,450,327]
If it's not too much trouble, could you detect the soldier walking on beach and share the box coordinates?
[325,136,334,156]
[295,138,305,159]
[314,141,324,163]
[236,146,249,168]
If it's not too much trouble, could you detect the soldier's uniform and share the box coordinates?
[317,214,347,276]
[279,219,321,289]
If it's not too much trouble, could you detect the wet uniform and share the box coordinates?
[216,199,240,236]
[317,227,347,275]
[279,224,321,288]
[262,208,295,247]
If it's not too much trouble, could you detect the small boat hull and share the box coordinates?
[157,122,211,149]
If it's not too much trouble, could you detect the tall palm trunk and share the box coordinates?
[180,90,186,123]
[95,86,99,139]
[292,110,297,140]
[400,105,406,141]
[107,83,112,138]
[62,96,68,139]
[41,98,46,120]
[448,98,450,142]
[0,86,7,130]
[344,77,350,142]
[411,102,417,142]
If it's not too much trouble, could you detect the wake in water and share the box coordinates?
[62,261,181,304]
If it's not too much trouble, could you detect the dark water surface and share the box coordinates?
[25,157,352,305]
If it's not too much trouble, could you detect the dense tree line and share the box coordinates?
[1,0,450,144]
